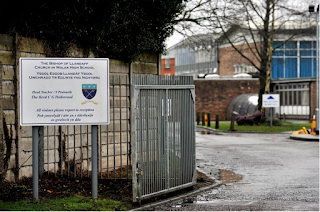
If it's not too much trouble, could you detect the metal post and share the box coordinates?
[164,89,169,189]
[32,126,39,200]
[316,8,319,133]
[92,125,98,199]
[270,108,273,129]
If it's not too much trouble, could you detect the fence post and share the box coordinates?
[207,113,211,127]
[215,114,219,129]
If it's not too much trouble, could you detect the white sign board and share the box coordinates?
[20,58,109,126]
[262,94,280,108]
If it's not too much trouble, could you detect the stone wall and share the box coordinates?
[0,33,159,181]
[195,78,260,121]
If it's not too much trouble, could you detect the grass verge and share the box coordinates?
[0,195,132,211]
[208,121,312,133]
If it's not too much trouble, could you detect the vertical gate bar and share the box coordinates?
[119,75,123,178]
[74,126,76,178]
[126,76,129,181]
[142,89,146,195]
[152,77,155,192]
[185,90,189,182]
[47,127,49,176]
[165,89,169,189]
[113,76,116,178]
[170,89,173,188]
[183,90,186,184]
[172,89,176,187]
[179,87,182,185]
[155,87,159,193]
[162,89,165,190]
[67,126,70,177]
[146,89,150,194]
[54,126,56,176]
[168,89,172,188]
[181,77,184,184]
[139,87,143,195]
[151,88,154,193]
[159,89,163,191]
[187,89,191,182]
[183,88,187,183]
[60,126,63,176]
[157,79,161,192]
[153,86,156,192]
[153,77,157,192]
[158,78,161,191]
[80,126,83,178]
[189,88,193,182]
[187,88,191,182]
[192,87,196,183]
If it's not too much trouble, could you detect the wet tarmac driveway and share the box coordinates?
[154,131,319,211]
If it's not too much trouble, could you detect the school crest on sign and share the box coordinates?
[82,84,98,104]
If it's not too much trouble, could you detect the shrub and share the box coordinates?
[236,111,263,126]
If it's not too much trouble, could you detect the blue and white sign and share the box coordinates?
[262,94,280,108]
[20,58,109,126]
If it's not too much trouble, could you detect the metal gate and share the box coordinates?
[274,82,310,120]
[131,75,196,202]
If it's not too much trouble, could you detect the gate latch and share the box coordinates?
[136,167,143,176]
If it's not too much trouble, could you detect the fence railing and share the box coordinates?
[32,74,131,180]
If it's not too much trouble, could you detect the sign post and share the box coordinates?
[262,94,280,129]
[32,126,39,200]
[20,58,109,200]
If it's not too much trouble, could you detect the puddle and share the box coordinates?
[199,131,224,135]
[218,169,243,184]
[199,168,243,184]
[169,169,244,208]
[200,131,212,134]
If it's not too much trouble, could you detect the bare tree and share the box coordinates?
[175,0,316,110]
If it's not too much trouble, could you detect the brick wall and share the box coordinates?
[161,58,175,76]
[219,43,260,76]
[195,79,260,121]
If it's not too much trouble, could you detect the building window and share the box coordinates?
[165,59,170,69]
[274,83,310,117]
[272,41,316,79]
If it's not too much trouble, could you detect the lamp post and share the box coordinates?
[309,4,319,134]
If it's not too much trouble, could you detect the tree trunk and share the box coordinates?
[265,0,275,95]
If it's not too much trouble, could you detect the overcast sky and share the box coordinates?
[165,0,320,48]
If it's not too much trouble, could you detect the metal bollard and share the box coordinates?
[215,114,219,129]
[196,112,200,125]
